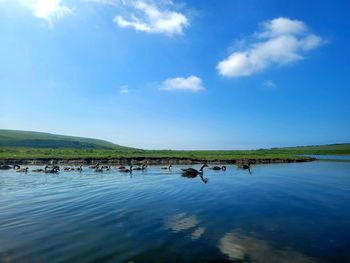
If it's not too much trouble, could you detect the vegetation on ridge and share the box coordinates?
[0,129,130,150]
[0,130,349,160]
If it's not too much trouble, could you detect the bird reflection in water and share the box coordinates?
[181,164,209,184]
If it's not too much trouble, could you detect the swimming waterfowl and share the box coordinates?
[89,164,100,169]
[16,167,28,173]
[161,165,172,170]
[32,168,45,172]
[237,161,251,173]
[211,165,227,171]
[94,167,103,172]
[47,165,60,171]
[181,164,208,177]
[44,166,59,173]
[119,165,133,173]
[181,164,209,184]
[76,165,83,171]
[0,164,12,170]
[133,164,147,171]
[239,164,250,169]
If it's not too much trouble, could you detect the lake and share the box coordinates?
[0,160,350,263]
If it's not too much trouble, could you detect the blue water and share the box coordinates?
[0,161,350,263]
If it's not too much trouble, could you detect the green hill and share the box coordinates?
[0,129,129,149]
[0,129,348,160]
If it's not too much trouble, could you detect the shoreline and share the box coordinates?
[0,157,316,166]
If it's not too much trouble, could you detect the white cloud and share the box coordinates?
[3,0,72,25]
[160,75,204,92]
[113,0,189,36]
[217,17,323,78]
[33,0,72,22]
[119,85,129,93]
[263,80,277,88]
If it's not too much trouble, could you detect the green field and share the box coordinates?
[1,145,349,161]
[0,130,349,160]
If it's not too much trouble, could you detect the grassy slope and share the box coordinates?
[0,129,129,150]
[0,130,348,160]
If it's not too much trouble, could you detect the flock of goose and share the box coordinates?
[0,162,252,180]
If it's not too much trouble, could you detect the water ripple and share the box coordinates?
[0,162,349,262]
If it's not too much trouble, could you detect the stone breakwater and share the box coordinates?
[0,157,315,166]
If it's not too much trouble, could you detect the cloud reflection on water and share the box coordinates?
[191,227,205,240]
[218,230,315,263]
[164,213,206,240]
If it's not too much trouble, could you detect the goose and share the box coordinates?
[181,164,208,177]
[16,167,28,173]
[161,165,172,170]
[119,165,133,173]
[44,166,59,174]
[237,161,251,173]
[64,167,71,171]
[89,164,99,169]
[133,164,147,171]
[181,165,209,184]
[76,165,83,171]
[118,166,126,170]
[32,168,45,172]
[95,166,103,172]
[0,164,12,170]
[47,165,60,171]
[14,164,21,170]
[211,165,227,171]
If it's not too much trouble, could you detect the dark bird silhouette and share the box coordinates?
[237,161,252,174]
[44,165,59,173]
[0,164,12,170]
[94,166,103,172]
[161,165,172,170]
[119,165,133,173]
[211,165,227,171]
[181,164,208,177]
[32,168,45,172]
[133,164,147,171]
[89,164,100,169]
[16,167,28,173]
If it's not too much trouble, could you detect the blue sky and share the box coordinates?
[0,0,349,150]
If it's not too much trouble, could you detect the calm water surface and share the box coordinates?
[0,161,350,263]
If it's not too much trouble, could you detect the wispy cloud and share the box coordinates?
[119,85,129,93]
[113,0,189,36]
[217,17,324,78]
[2,0,72,25]
[263,80,277,88]
[160,75,204,92]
